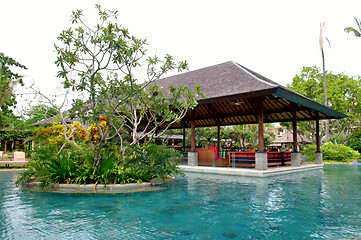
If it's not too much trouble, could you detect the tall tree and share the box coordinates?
[0,52,27,128]
[319,22,331,142]
[288,66,361,143]
[344,17,361,37]
[24,104,59,126]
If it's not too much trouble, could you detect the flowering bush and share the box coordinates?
[85,116,108,144]
[37,121,87,146]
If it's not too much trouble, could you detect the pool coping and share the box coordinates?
[21,181,168,194]
[20,177,176,194]
[179,163,324,177]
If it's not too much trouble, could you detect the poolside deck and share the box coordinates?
[179,163,324,177]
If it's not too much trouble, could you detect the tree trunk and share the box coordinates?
[92,139,106,175]
[322,49,330,142]
[4,140,7,153]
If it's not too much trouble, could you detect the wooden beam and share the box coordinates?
[205,103,221,119]
[182,102,318,122]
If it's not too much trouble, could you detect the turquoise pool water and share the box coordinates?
[0,165,361,239]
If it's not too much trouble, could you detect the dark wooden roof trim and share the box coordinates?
[274,87,347,119]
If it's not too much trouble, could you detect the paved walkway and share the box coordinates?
[179,163,324,177]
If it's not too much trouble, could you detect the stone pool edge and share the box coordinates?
[21,177,175,194]
[179,163,324,177]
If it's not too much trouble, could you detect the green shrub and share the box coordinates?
[303,145,317,162]
[130,144,184,180]
[322,142,360,162]
[303,142,360,162]
[347,128,361,153]
[16,143,184,186]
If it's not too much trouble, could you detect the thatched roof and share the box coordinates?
[149,61,346,129]
[29,113,72,127]
[155,61,278,101]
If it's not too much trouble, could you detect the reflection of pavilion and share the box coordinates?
[142,61,347,171]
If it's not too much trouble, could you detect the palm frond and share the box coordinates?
[344,27,361,37]
[344,17,361,37]
[354,17,361,32]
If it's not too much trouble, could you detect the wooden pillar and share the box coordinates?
[190,119,196,151]
[183,127,186,152]
[316,115,320,152]
[292,104,298,152]
[217,118,221,154]
[292,117,298,152]
[257,98,264,152]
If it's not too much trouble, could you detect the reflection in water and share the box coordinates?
[0,166,360,239]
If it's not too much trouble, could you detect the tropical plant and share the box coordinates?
[346,128,361,153]
[16,143,183,187]
[303,142,360,162]
[344,17,361,37]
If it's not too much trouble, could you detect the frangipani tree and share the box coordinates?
[55,5,201,173]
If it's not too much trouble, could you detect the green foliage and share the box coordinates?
[0,130,32,152]
[0,52,27,128]
[322,142,360,162]
[131,144,184,181]
[54,5,198,173]
[46,153,77,184]
[16,145,58,187]
[0,130,32,142]
[303,143,360,162]
[16,143,183,187]
[25,104,58,126]
[288,66,361,144]
[302,145,317,162]
[344,17,361,37]
[346,128,361,153]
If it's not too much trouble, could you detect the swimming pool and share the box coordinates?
[0,165,360,239]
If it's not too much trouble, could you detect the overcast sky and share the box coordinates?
[1,0,361,110]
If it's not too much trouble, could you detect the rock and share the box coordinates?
[150,177,164,186]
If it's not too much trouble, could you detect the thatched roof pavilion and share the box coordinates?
[154,61,345,127]
[151,61,346,156]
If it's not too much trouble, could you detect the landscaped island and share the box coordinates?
[16,5,198,189]
[16,143,183,189]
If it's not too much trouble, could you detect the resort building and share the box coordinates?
[147,61,346,172]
